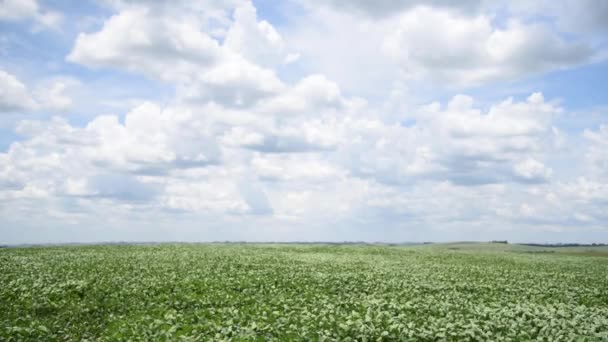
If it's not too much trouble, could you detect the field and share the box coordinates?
[1,243,608,341]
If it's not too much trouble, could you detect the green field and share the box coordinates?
[1,243,607,341]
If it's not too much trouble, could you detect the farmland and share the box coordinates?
[1,243,607,341]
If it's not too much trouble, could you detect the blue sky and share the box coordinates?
[1,0,607,244]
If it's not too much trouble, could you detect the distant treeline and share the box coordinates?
[520,243,607,247]
[210,241,425,246]
[3,241,606,248]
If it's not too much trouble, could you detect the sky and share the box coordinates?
[1,0,607,244]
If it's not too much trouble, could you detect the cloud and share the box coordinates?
[218,74,349,153]
[0,70,77,113]
[0,70,36,112]
[0,0,38,20]
[68,2,286,107]
[301,0,482,18]
[84,102,221,173]
[224,2,290,68]
[583,125,608,179]
[34,78,79,112]
[221,122,338,153]
[428,93,559,185]
[1,88,606,240]
[84,173,160,202]
[160,167,271,215]
[67,7,224,82]
[256,74,343,116]
[553,0,608,33]
[282,8,397,98]
[338,92,560,186]
[0,100,222,205]
[513,158,553,183]
[383,7,594,86]
[251,154,343,182]
[237,178,273,215]
[102,0,244,13]
[285,1,603,98]
[509,0,608,34]
[0,0,62,29]
[177,55,285,107]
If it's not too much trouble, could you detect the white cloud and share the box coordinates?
[179,55,285,107]
[85,102,221,173]
[0,70,78,113]
[301,0,482,18]
[513,158,552,182]
[224,2,289,68]
[220,123,337,153]
[339,92,561,186]
[0,70,36,112]
[256,74,343,116]
[34,78,79,111]
[283,8,397,98]
[161,171,252,214]
[103,0,244,13]
[0,0,38,20]
[251,154,344,182]
[0,100,222,206]
[553,0,608,33]
[285,1,602,99]
[68,2,286,107]
[283,53,300,65]
[384,8,593,86]
[583,125,608,179]
[509,0,608,34]
[1,87,606,240]
[0,0,62,29]
[67,7,224,82]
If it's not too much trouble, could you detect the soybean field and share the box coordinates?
[1,243,608,341]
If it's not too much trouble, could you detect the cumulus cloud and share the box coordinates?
[513,158,553,183]
[224,2,291,68]
[84,173,160,202]
[0,70,77,113]
[34,78,79,112]
[67,1,286,107]
[177,55,285,107]
[256,74,343,116]
[0,0,38,20]
[286,1,603,96]
[85,102,221,173]
[237,178,273,215]
[0,0,62,29]
[583,125,608,179]
[302,0,482,18]
[3,88,561,213]
[251,154,344,182]
[383,7,593,85]
[67,7,224,82]
[160,170,252,214]
[0,100,223,206]
[1,86,606,240]
[553,0,608,33]
[339,92,560,186]
[222,126,336,153]
[0,70,36,112]
[509,0,608,34]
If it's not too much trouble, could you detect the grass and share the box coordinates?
[1,243,607,340]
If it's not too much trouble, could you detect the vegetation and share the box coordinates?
[1,243,608,341]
